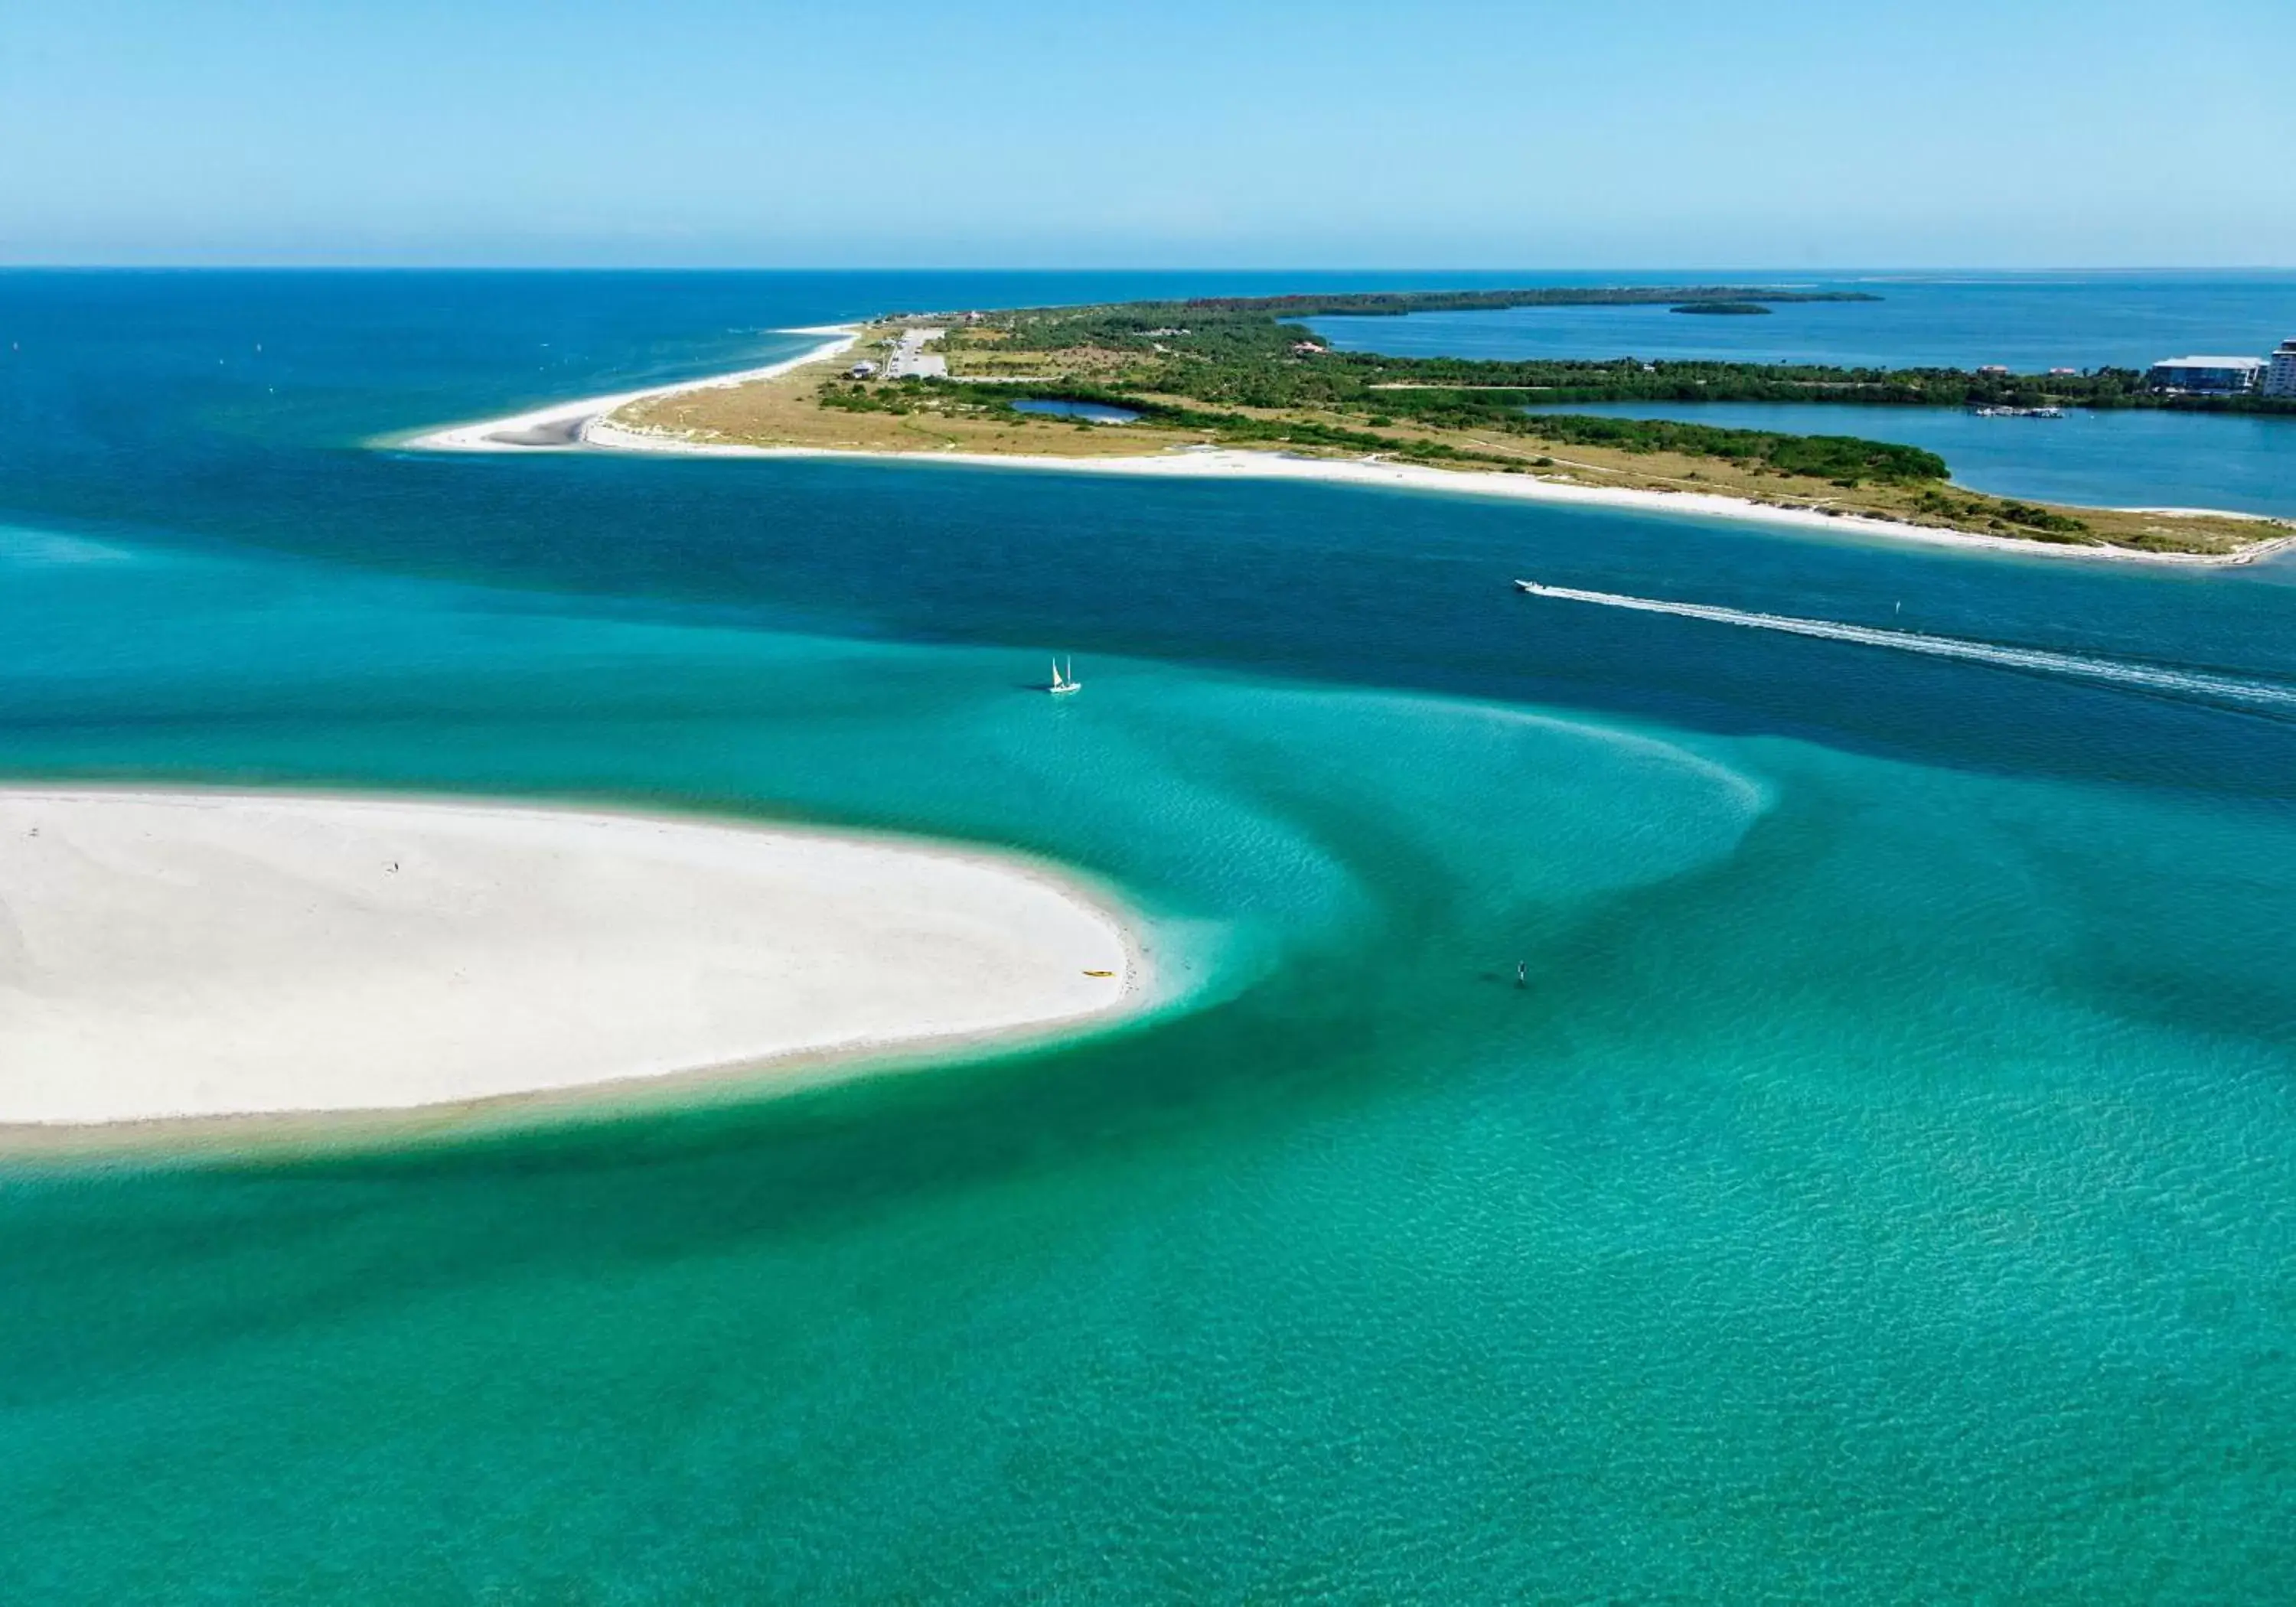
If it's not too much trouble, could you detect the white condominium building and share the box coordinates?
[2265,340,2296,399]
[2145,355,2267,394]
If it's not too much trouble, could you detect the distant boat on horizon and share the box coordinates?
[1049,656,1081,695]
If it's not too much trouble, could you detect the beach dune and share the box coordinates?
[0,790,1138,1129]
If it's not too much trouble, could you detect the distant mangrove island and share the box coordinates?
[1163,286,1881,317]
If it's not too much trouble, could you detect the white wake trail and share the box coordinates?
[1514,581,2296,712]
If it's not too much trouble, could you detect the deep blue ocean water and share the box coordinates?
[2,271,2294,1602]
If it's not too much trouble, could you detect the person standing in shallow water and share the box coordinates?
[1515,960,1527,989]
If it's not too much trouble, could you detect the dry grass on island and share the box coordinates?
[602,321,2286,561]
[612,324,1195,463]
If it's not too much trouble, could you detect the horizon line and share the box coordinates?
[5,262,2294,275]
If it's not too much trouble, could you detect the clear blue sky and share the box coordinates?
[3,0,2291,268]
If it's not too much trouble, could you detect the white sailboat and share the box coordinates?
[1049,656,1081,695]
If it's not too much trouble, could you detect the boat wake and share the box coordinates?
[1514,581,2296,715]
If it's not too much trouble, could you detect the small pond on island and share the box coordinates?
[1013,398,1142,424]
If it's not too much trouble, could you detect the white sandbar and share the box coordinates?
[0,789,1140,1128]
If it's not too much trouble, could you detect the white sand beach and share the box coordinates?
[0,789,1141,1129]
[580,423,2296,568]
[403,326,859,451]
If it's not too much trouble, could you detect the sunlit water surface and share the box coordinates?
[2,272,2293,1602]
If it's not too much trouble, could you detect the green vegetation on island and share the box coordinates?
[935,302,1977,482]
[1371,358,2296,415]
[939,295,2296,416]
[823,375,1945,484]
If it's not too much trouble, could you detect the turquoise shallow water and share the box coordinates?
[3,273,2296,1601]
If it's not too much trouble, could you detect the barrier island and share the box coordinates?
[591,289,2291,560]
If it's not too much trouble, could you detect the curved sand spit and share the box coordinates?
[576,429,2296,568]
[0,790,1140,1129]
[405,327,857,451]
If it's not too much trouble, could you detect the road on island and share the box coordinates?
[885,327,947,380]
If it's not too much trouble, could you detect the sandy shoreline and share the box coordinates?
[0,787,1147,1138]
[585,423,2296,569]
[408,339,2289,568]
[402,325,859,452]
